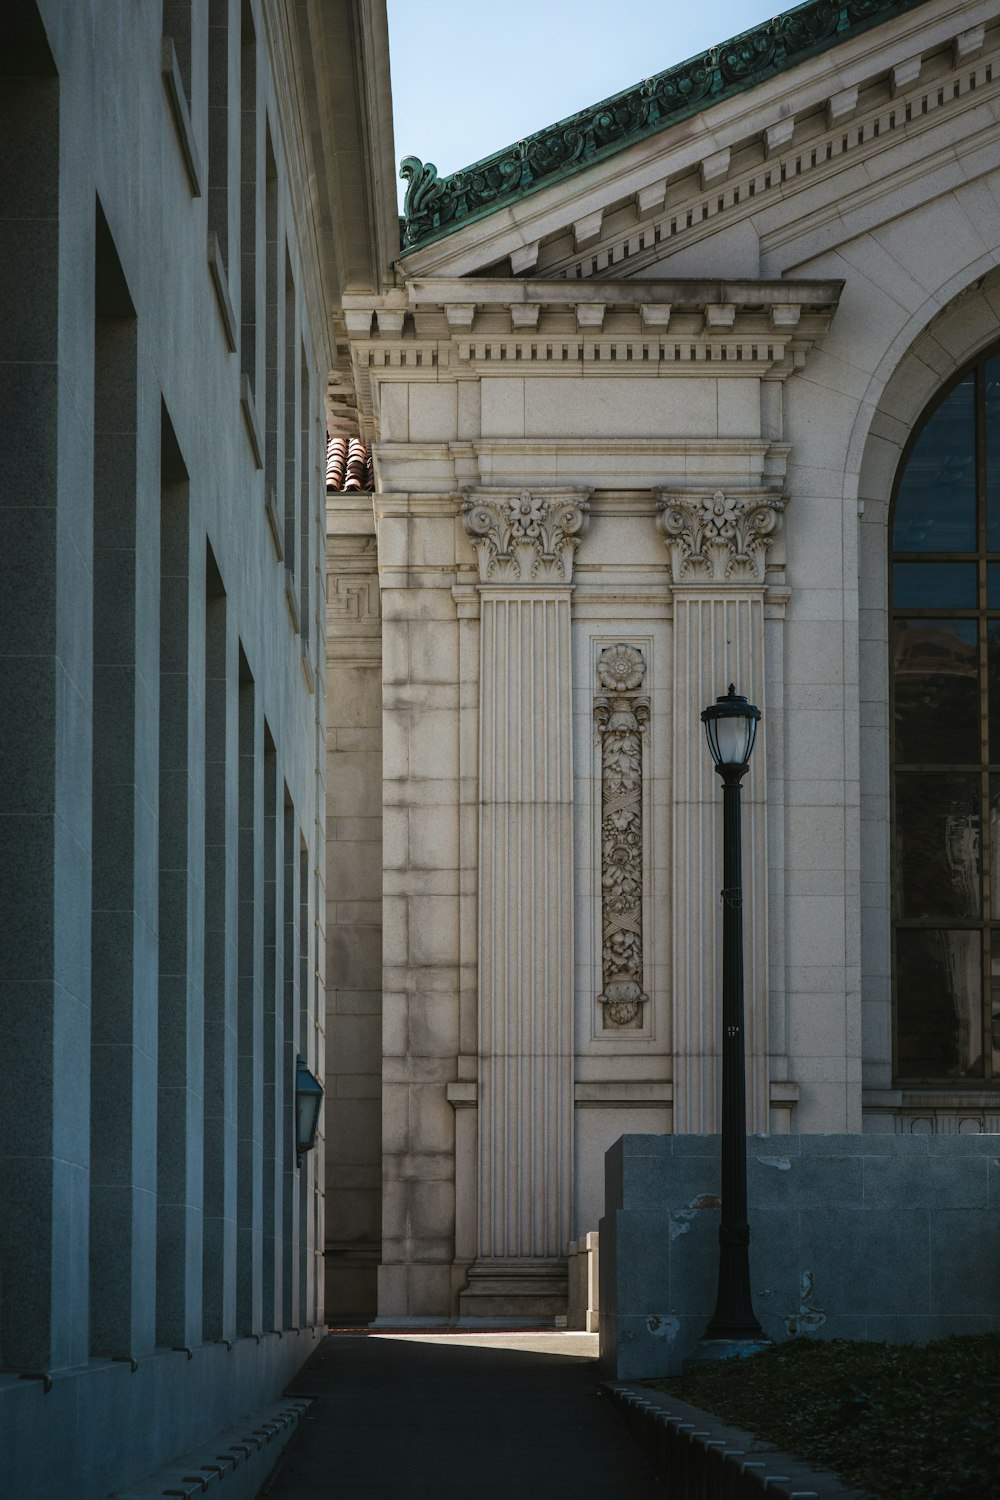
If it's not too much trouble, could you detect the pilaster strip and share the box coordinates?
[463,491,588,1262]
[659,488,780,1134]
[670,593,770,1135]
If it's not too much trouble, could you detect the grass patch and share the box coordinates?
[659,1335,1000,1500]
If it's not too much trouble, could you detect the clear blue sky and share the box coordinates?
[387,0,781,206]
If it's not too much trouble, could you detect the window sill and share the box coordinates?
[284,567,300,634]
[161,38,202,197]
[207,232,237,352]
[265,487,283,561]
[240,374,263,469]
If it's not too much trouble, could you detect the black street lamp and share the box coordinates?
[688,684,769,1367]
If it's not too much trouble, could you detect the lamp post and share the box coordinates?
[688,684,769,1366]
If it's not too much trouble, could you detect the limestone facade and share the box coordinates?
[324,0,1000,1322]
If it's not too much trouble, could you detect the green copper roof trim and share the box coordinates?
[399,0,933,255]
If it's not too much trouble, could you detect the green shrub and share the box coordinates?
[659,1335,1000,1500]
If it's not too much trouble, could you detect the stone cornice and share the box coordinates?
[397,0,933,253]
[372,439,791,498]
[347,276,842,330]
[344,280,842,424]
[268,0,397,428]
[460,489,591,584]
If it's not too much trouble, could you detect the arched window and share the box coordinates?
[891,348,1000,1083]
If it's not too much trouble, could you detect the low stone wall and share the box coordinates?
[604,1383,867,1499]
[0,1327,324,1500]
[599,1133,1000,1379]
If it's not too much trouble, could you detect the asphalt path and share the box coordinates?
[261,1330,665,1498]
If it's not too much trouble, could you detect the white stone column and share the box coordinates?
[659,490,784,1135]
[459,489,588,1318]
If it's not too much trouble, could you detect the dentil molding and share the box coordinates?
[461,489,591,583]
[657,489,784,584]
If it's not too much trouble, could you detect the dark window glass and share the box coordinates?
[893,562,977,609]
[892,618,978,764]
[990,624,1000,765]
[990,777,1000,922]
[891,351,1000,1087]
[896,928,983,1081]
[990,928,1000,1073]
[894,774,979,919]
[892,373,975,552]
[985,355,1000,550]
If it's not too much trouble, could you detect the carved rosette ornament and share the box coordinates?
[595,646,650,1027]
[657,490,783,584]
[461,491,589,583]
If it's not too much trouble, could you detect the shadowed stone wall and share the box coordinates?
[600,1133,1000,1379]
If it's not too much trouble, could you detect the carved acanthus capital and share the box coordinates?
[461,490,590,584]
[657,490,783,584]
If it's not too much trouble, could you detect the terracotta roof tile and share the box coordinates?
[326,435,374,492]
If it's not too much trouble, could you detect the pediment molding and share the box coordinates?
[537,20,1000,284]
[396,1,995,283]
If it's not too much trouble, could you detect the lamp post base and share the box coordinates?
[683,1335,771,1371]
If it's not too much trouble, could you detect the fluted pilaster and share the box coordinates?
[660,489,783,1134]
[459,490,588,1315]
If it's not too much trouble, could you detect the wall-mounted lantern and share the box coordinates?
[295,1053,324,1166]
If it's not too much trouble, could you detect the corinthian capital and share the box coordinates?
[461,490,590,584]
[657,489,783,584]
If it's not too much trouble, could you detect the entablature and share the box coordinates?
[344,279,842,437]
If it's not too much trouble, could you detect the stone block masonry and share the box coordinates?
[330,0,1000,1335]
[0,0,398,1493]
[600,1133,1000,1379]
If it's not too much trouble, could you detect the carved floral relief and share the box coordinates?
[461,491,589,583]
[657,490,783,583]
[595,645,650,1028]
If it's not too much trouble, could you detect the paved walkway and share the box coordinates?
[260,1330,664,1498]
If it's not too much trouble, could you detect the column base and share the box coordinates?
[458,1258,569,1320]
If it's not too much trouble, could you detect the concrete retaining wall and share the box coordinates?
[599,1133,1000,1379]
[604,1383,867,1499]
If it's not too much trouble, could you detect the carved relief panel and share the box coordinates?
[594,645,650,1028]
